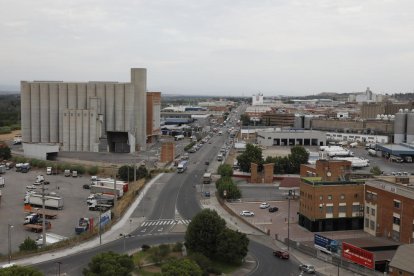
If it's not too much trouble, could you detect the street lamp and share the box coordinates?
[56,261,62,276]
[287,190,292,251]
[8,224,13,263]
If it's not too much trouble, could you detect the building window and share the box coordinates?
[366,206,370,214]
[392,230,400,241]
[366,192,372,200]
[354,193,358,198]
[338,205,346,213]
[394,200,401,209]
[319,195,323,200]
[393,216,401,226]
[328,195,332,200]
[365,218,369,228]
[352,205,360,212]
[370,220,375,230]
[371,208,375,216]
[340,194,345,200]
[326,206,333,214]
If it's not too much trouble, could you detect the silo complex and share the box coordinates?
[406,110,414,143]
[20,68,148,153]
[394,110,407,144]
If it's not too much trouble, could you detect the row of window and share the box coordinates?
[300,191,359,201]
[364,218,375,230]
[366,206,376,216]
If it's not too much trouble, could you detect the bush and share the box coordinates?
[87,165,99,175]
[71,164,86,175]
[188,252,212,271]
[206,266,222,275]
[184,142,196,152]
[0,126,11,134]
[141,244,151,251]
[159,244,171,258]
[217,164,233,177]
[0,143,11,160]
[19,237,38,251]
[172,242,183,252]
[30,159,41,167]
[37,160,47,168]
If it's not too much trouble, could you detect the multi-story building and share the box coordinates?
[364,180,414,243]
[361,101,414,119]
[146,92,161,143]
[389,244,414,276]
[299,160,365,232]
[20,68,147,153]
[262,112,295,127]
[257,129,326,147]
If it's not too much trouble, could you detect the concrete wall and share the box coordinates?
[22,143,59,160]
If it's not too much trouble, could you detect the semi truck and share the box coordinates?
[92,178,129,193]
[87,193,115,205]
[88,201,112,211]
[25,194,64,209]
[177,161,188,173]
[90,185,124,198]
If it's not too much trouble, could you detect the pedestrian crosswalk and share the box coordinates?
[140,219,191,227]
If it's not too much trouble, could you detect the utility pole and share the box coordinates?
[287,189,291,251]
[98,207,102,245]
[42,180,46,246]
[8,224,13,263]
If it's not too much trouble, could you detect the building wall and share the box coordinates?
[364,182,414,243]
[389,267,414,276]
[361,102,414,119]
[147,92,161,143]
[311,118,394,134]
[262,112,295,127]
[160,142,175,163]
[301,160,352,182]
[257,130,326,147]
[20,68,148,153]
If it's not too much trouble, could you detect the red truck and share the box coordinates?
[273,250,289,259]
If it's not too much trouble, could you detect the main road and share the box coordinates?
[33,120,297,275]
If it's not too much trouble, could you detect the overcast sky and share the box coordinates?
[1,0,413,96]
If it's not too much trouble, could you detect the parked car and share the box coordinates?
[299,264,315,274]
[240,210,254,217]
[205,161,210,165]
[273,250,289,259]
[269,207,279,212]
[203,191,210,197]
[83,184,91,189]
[260,202,270,209]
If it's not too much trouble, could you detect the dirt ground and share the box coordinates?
[0,130,21,142]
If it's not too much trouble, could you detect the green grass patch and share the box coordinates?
[210,259,240,274]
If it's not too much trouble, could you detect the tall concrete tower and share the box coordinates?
[131,68,147,150]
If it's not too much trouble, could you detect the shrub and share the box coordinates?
[19,237,38,251]
[141,244,151,251]
[37,160,46,168]
[172,242,183,252]
[71,164,86,175]
[159,244,171,258]
[87,165,99,175]
[188,252,212,271]
[0,126,11,134]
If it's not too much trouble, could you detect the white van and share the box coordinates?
[217,153,223,161]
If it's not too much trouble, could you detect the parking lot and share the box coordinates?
[0,168,98,255]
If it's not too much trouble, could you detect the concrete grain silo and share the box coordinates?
[394,109,407,144]
[304,115,312,130]
[294,115,304,129]
[406,110,414,143]
[20,68,152,156]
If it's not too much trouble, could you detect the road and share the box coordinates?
[32,111,299,275]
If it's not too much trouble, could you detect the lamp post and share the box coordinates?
[287,190,292,251]
[8,224,13,263]
[56,261,62,276]
[98,208,102,245]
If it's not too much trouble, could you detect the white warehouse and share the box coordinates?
[21,68,147,154]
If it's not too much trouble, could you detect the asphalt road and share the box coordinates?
[32,119,299,275]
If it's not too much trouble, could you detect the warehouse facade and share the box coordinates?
[21,68,147,153]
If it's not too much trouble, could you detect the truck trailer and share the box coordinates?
[90,185,124,198]
[25,194,64,209]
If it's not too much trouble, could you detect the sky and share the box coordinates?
[1,0,414,96]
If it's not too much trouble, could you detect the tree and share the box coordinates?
[240,114,251,126]
[118,165,135,181]
[370,166,382,176]
[0,265,43,276]
[216,229,249,265]
[236,144,263,172]
[185,209,226,259]
[217,164,233,177]
[161,258,202,276]
[19,237,38,251]
[289,146,309,173]
[0,143,11,160]
[216,177,241,200]
[83,251,134,276]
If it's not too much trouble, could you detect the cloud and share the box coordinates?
[0,0,414,95]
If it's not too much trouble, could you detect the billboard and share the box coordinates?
[342,242,374,269]
[99,210,112,228]
[314,234,339,254]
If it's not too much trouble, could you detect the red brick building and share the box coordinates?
[364,180,414,243]
[299,160,365,232]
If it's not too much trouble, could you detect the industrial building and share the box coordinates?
[298,160,365,232]
[252,93,264,106]
[376,144,414,161]
[326,132,389,144]
[394,109,414,144]
[146,92,161,143]
[21,68,148,155]
[262,112,294,127]
[256,129,326,147]
[361,101,414,119]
